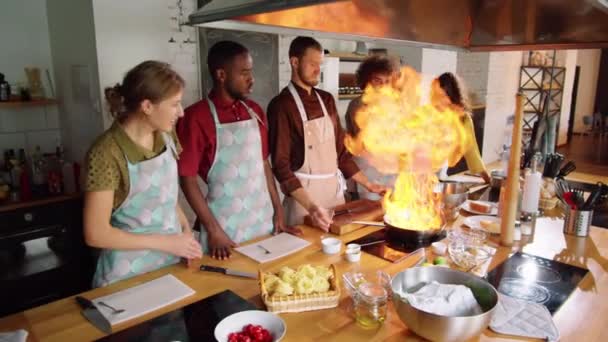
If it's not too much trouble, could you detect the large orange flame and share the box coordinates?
[345,67,470,230]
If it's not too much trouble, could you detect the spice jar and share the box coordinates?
[353,282,388,328]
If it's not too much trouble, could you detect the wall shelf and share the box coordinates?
[0,98,57,109]
[338,94,361,100]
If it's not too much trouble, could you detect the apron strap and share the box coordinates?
[161,132,178,159]
[239,101,265,127]
[287,82,329,123]
[207,99,221,126]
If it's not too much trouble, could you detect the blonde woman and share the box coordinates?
[84,61,202,288]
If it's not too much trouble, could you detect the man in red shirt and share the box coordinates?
[177,41,298,260]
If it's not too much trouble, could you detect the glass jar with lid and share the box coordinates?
[353,282,388,328]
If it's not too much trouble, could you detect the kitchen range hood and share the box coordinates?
[190,0,608,51]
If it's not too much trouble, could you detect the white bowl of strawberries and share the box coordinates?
[215,310,286,342]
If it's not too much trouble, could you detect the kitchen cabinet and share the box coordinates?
[0,195,94,317]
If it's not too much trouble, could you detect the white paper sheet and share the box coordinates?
[235,233,311,263]
[93,274,195,325]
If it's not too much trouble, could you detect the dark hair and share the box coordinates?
[356,55,394,89]
[104,61,184,121]
[437,72,469,112]
[207,41,249,81]
[288,36,322,59]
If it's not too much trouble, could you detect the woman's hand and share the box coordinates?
[163,231,202,259]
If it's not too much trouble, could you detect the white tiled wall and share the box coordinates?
[456,52,490,106]
[420,48,458,105]
[483,51,523,163]
[0,106,61,155]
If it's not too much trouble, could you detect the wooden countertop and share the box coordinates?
[1,210,607,341]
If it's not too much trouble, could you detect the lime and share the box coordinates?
[422,262,434,267]
[434,256,448,265]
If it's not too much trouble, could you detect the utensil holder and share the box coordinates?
[563,208,593,237]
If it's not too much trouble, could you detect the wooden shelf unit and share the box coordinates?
[0,98,58,109]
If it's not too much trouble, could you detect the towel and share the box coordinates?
[398,281,482,316]
[490,294,559,342]
[0,330,28,342]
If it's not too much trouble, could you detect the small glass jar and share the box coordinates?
[354,282,388,328]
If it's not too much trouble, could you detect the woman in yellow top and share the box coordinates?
[431,72,491,184]
[84,61,202,288]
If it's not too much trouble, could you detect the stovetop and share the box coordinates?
[486,252,588,315]
[350,228,446,263]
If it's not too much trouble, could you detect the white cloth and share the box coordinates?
[490,294,559,342]
[0,330,28,342]
[398,281,482,316]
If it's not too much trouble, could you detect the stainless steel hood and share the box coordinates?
[190,0,608,51]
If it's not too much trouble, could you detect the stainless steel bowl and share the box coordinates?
[436,181,469,220]
[391,267,498,342]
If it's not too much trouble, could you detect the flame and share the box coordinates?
[345,67,470,230]
[238,1,391,38]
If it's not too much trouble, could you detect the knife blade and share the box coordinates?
[75,296,112,334]
[200,265,258,279]
[351,220,385,227]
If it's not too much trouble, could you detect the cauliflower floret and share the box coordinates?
[273,279,294,297]
[311,275,331,293]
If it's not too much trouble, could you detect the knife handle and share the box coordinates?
[200,265,226,274]
[75,296,96,309]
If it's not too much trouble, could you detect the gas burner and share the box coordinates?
[498,278,551,304]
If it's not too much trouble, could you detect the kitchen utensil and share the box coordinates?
[582,182,605,210]
[200,265,258,279]
[350,220,385,227]
[75,296,112,334]
[358,240,385,247]
[563,208,593,237]
[214,310,286,342]
[384,214,445,248]
[391,267,498,342]
[97,301,125,315]
[257,245,271,254]
[304,199,384,235]
[556,161,576,178]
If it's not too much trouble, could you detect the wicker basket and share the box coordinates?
[539,197,559,210]
[260,264,340,313]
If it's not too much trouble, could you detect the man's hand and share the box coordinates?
[308,205,333,232]
[273,209,303,236]
[207,227,238,260]
[366,183,388,195]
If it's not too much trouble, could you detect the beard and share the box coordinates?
[226,80,249,101]
[297,65,319,88]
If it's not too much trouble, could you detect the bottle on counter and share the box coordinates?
[0,73,11,102]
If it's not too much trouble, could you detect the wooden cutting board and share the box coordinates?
[303,199,384,235]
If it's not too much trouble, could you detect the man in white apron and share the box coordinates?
[177,41,300,260]
[267,37,386,230]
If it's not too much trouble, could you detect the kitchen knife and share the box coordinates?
[334,206,373,216]
[351,220,386,227]
[200,265,258,279]
[75,296,112,334]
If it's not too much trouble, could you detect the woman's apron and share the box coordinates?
[92,133,180,288]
